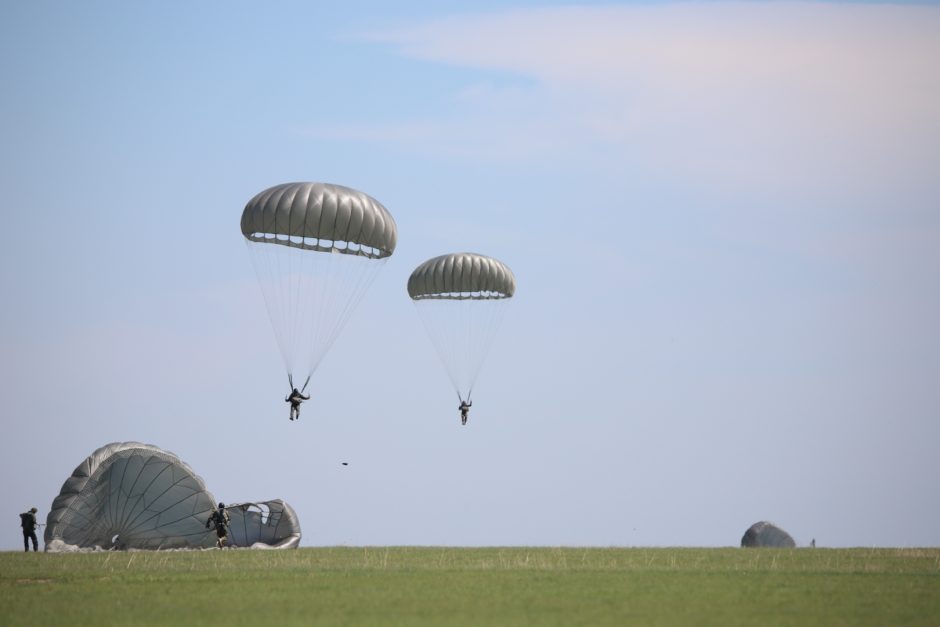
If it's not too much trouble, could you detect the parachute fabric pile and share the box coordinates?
[740,521,796,548]
[44,442,301,551]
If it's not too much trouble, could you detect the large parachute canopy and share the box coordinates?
[408,252,515,404]
[44,442,301,551]
[241,182,397,392]
[740,521,796,548]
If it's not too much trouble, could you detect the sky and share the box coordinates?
[1,0,938,550]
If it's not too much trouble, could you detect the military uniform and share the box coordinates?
[206,505,232,548]
[20,508,38,552]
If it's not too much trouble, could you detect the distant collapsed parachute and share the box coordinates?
[408,253,515,403]
[44,442,301,551]
[741,521,796,548]
[242,182,397,392]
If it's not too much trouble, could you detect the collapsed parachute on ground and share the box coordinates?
[741,521,796,548]
[241,182,397,394]
[225,500,300,549]
[44,442,301,551]
[408,252,515,404]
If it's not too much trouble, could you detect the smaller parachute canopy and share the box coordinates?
[224,500,301,549]
[741,521,796,548]
[241,182,397,259]
[407,253,515,301]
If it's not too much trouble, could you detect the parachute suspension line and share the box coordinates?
[300,375,311,394]
[247,238,388,388]
[415,300,464,400]
[305,247,387,380]
[285,230,303,377]
[248,239,296,377]
[413,295,511,403]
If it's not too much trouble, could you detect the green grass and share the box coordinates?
[2,547,938,626]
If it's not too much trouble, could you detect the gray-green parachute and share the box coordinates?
[242,182,397,391]
[408,253,515,403]
[44,442,301,551]
[740,521,796,548]
[407,252,515,301]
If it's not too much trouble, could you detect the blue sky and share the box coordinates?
[1,1,938,549]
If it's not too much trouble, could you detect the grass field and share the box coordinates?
[2,547,938,626]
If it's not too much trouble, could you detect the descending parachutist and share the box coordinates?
[408,253,514,428]
[242,182,396,417]
[286,387,309,421]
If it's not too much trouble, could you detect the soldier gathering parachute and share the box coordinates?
[44,442,301,551]
[408,253,516,415]
[241,182,397,397]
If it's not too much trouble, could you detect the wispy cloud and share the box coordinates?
[344,3,940,194]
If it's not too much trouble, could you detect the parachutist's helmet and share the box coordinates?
[30,507,37,513]
[218,502,225,509]
[292,388,298,394]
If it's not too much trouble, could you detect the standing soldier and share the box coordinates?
[20,507,39,552]
[205,502,231,549]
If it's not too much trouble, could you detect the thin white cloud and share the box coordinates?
[348,3,940,193]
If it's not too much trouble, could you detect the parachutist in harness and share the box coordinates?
[206,502,231,549]
[20,507,39,552]
[286,387,310,421]
[459,399,472,425]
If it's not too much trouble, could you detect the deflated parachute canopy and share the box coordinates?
[44,442,301,551]
[408,253,515,404]
[225,500,301,549]
[741,521,796,548]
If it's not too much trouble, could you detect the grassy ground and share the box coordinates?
[1,547,938,626]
